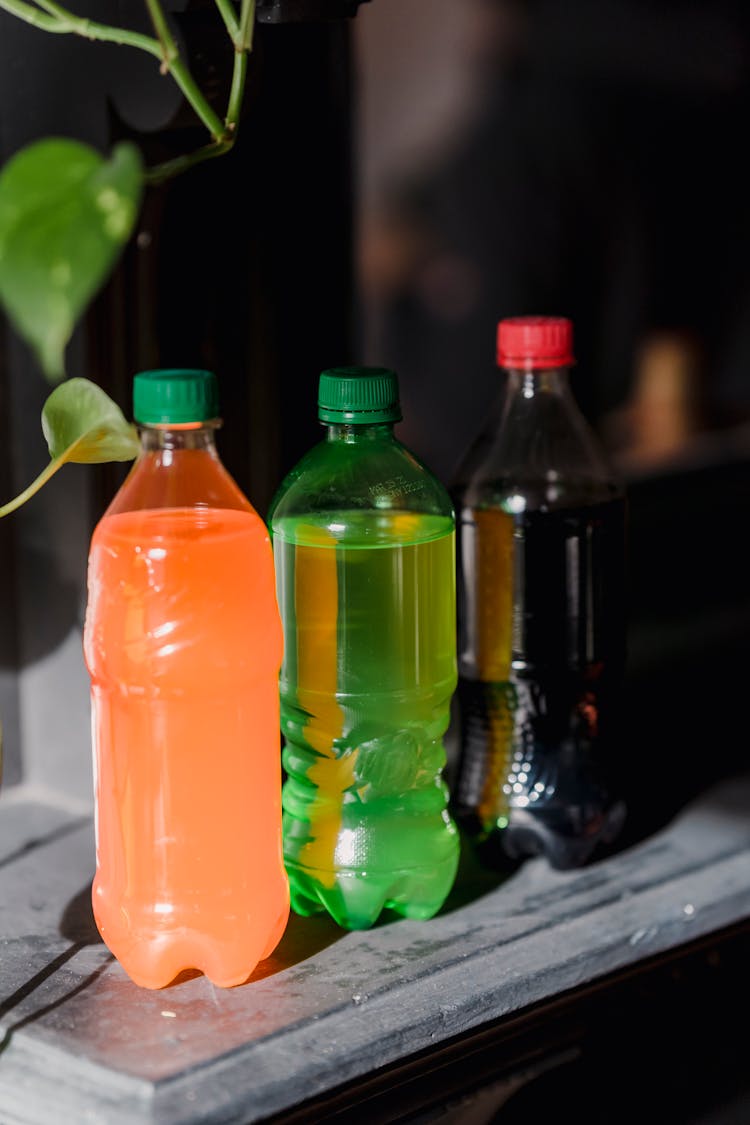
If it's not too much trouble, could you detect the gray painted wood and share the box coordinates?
[0,774,748,1124]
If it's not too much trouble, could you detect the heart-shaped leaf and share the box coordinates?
[42,377,140,463]
[0,139,143,381]
[0,378,139,518]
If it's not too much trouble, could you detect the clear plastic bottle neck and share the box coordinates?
[502,365,573,397]
[138,420,221,453]
[498,364,583,438]
[463,362,620,507]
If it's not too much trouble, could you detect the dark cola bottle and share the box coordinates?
[451,316,627,870]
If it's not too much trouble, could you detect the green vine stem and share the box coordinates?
[144,139,234,185]
[215,0,238,39]
[10,0,162,54]
[161,56,227,139]
[226,50,248,128]
[144,0,179,71]
[0,0,227,141]
[146,0,256,183]
[0,455,66,518]
[238,0,256,52]
[0,0,59,31]
[0,0,259,184]
[227,1,255,129]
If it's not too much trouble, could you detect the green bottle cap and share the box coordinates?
[133,369,220,424]
[318,366,402,424]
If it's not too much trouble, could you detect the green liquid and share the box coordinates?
[273,510,459,929]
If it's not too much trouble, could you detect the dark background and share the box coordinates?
[357,0,750,481]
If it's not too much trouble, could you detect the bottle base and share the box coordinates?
[285,854,460,930]
[462,798,627,872]
[94,901,290,990]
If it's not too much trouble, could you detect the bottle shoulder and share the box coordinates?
[454,394,623,511]
[105,448,257,517]
[269,435,454,525]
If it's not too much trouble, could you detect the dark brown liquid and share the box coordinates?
[453,497,627,869]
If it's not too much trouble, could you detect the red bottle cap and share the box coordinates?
[496,316,575,370]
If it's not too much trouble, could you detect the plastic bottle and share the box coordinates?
[269,366,460,929]
[83,369,289,989]
[452,317,627,870]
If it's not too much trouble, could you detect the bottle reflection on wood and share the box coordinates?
[452,317,627,870]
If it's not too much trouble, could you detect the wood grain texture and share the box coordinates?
[0,774,748,1123]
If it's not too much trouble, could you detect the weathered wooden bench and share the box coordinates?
[1,769,748,1124]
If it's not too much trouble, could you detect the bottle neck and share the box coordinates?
[324,421,396,444]
[107,417,252,516]
[138,420,221,454]
[463,362,620,504]
[503,366,573,399]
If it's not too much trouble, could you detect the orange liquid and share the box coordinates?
[84,500,288,989]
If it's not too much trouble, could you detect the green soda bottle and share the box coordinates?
[268,366,460,929]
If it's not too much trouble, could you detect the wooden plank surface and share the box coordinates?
[0,774,748,1124]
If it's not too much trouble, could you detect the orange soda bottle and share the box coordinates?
[83,369,288,988]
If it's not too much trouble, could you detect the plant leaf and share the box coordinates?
[0,378,139,519]
[0,138,143,381]
[42,377,140,462]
